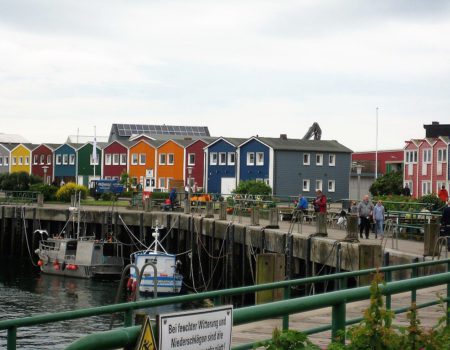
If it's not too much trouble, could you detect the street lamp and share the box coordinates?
[355,163,364,200]
[184,167,193,214]
[42,166,49,185]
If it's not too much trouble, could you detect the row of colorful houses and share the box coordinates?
[0,133,352,199]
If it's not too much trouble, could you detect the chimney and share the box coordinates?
[280,134,287,140]
[432,121,439,125]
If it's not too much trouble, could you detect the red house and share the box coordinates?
[184,139,210,191]
[102,140,130,180]
[31,144,59,184]
[352,149,404,175]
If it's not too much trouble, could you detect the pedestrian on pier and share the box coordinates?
[438,185,449,203]
[313,190,327,213]
[373,200,385,239]
[358,195,374,239]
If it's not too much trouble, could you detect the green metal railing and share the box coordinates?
[0,191,40,205]
[1,259,450,350]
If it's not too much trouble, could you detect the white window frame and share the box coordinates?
[63,154,69,165]
[316,154,323,166]
[139,153,146,165]
[167,153,174,165]
[422,181,431,195]
[315,179,323,191]
[328,154,336,166]
[47,154,52,165]
[113,154,120,165]
[437,148,447,162]
[69,154,75,165]
[159,153,166,165]
[303,179,310,192]
[18,157,23,165]
[4,156,8,166]
[105,154,112,165]
[120,153,127,165]
[264,178,270,185]
[256,152,264,166]
[33,155,38,165]
[40,155,45,165]
[25,156,29,165]
[12,157,17,165]
[328,180,335,192]
[227,152,235,165]
[0,157,2,166]
[131,153,138,165]
[56,154,61,165]
[188,153,195,166]
[423,149,432,163]
[219,152,227,165]
[210,152,217,165]
[303,153,310,165]
[247,152,255,166]
[89,154,99,165]
[159,177,166,189]
[406,150,418,163]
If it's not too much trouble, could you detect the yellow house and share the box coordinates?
[10,144,35,174]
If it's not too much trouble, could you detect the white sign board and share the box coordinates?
[158,305,233,350]
[146,169,154,177]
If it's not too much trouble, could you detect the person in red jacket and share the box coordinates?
[313,190,327,213]
[438,185,449,203]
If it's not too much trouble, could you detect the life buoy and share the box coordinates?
[131,281,137,293]
[126,278,133,291]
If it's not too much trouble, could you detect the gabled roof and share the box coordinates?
[0,143,19,151]
[438,136,450,144]
[32,143,62,152]
[420,138,437,147]
[257,137,352,153]
[54,143,84,152]
[76,141,108,151]
[0,133,30,143]
[9,143,39,152]
[205,137,247,149]
[404,139,421,149]
[104,139,134,150]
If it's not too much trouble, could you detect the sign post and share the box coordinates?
[135,316,157,350]
[158,305,233,350]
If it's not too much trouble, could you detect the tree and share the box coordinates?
[0,172,42,191]
[232,180,272,196]
[369,171,403,196]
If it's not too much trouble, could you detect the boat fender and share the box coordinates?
[37,260,44,267]
[126,278,133,291]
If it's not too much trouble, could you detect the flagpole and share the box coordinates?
[93,126,97,180]
[375,107,378,180]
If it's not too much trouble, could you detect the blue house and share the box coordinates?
[237,137,272,187]
[205,137,245,194]
[54,143,81,185]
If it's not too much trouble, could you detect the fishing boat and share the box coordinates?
[129,223,183,295]
[34,194,124,279]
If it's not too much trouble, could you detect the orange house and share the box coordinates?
[156,140,188,190]
[128,140,159,187]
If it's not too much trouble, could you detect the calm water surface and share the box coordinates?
[0,257,181,349]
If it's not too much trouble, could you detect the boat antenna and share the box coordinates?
[148,220,167,254]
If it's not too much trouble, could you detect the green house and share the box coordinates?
[77,142,104,186]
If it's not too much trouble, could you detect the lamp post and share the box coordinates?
[184,167,193,214]
[355,164,364,200]
[42,166,49,185]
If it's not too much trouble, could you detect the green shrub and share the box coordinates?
[0,172,42,191]
[255,328,320,350]
[100,192,116,201]
[418,194,445,211]
[56,182,88,202]
[150,191,170,200]
[232,180,272,196]
[369,171,403,196]
[29,183,58,201]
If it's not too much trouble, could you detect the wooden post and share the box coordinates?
[316,212,328,236]
[37,194,44,207]
[256,253,285,304]
[219,202,227,220]
[424,223,440,256]
[359,243,382,286]
[144,198,152,212]
[345,215,359,241]
[205,202,214,218]
[251,207,260,226]
[267,208,279,229]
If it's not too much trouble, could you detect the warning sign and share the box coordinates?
[135,316,157,350]
[158,305,233,350]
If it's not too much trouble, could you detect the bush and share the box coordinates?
[0,172,42,191]
[418,194,445,211]
[29,183,59,201]
[56,182,88,202]
[232,180,272,196]
[150,191,170,200]
[369,171,403,196]
[100,192,116,201]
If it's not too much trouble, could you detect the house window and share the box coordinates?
[303,179,310,192]
[69,154,75,165]
[167,153,174,165]
[316,154,323,166]
[47,155,52,165]
[56,154,61,165]
[18,157,23,165]
[328,180,335,192]
[247,152,255,165]
[0,157,2,166]
[264,178,270,185]
[406,150,418,163]
[113,154,120,165]
[12,157,17,165]
[329,154,336,166]
[256,152,264,166]
[422,181,431,195]
[90,154,99,165]
[40,155,45,164]
[131,153,138,165]
[105,154,112,165]
[210,152,217,165]
[303,153,310,165]
[423,149,432,163]
[120,154,127,165]
[159,177,166,188]
[228,152,235,165]
[315,179,323,191]
[188,153,195,166]
[63,154,68,165]
[219,152,226,165]
[33,155,38,165]
[25,156,29,165]
[437,181,447,193]
[159,153,166,165]
[437,149,447,162]
[139,153,146,165]
[4,156,8,166]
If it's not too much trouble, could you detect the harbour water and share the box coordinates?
[0,257,183,349]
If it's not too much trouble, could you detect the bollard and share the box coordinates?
[37,193,44,207]
[316,212,327,236]
[267,208,279,229]
[345,215,359,241]
[184,198,191,214]
[424,222,440,256]
[144,198,152,212]
[219,202,227,220]
[251,207,260,226]
[205,201,214,218]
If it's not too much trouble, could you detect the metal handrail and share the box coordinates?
[1,259,450,350]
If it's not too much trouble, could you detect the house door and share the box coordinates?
[221,177,236,196]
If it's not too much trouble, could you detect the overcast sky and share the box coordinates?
[0,0,449,151]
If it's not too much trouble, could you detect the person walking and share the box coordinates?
[373,200,385,239]
[438,185,449,203]
[358,194,374,239]
[169,188,177,211]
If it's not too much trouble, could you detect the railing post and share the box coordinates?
[214,296,221,306]
[411,257,419,303]
[124,309,133,327]
[384,252,392,310]
[282,286,290,330]
[331,302,346,343]
[7,326,17,350]
[447,260,450,326]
